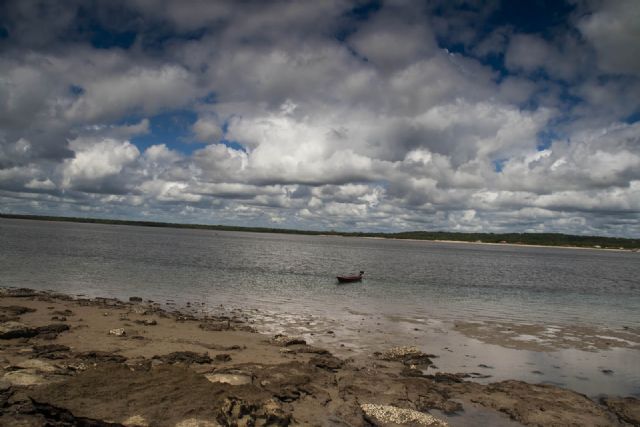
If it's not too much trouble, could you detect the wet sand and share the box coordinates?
[1,287,639,426]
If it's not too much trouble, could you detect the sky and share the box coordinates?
[1,0,639,237]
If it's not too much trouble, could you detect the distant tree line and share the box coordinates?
[1,213,639,249]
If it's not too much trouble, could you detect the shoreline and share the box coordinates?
[360,236,636,252]
[1,287,639,426]
[3,214,638,253]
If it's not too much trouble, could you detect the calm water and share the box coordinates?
[1,218,639,396]
[2,218,638,327]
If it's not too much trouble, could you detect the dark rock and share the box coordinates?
[441,400,464,414]
[152,351,212,364]
[34,323,70,339]
[32,344,70,359]
[125,358,152,372]
[288,345,331,355]
[27,398,123,426]
[129,296,143,302]
[467,372,492,379]
[414,391,463,415]
[38,333,59,340]
[0,321,37,339]
[199,321,230,331]
[0,305,36,317]
[51,316,67,321]
[309,355,344,372]
[601,396,640,425]
[329,402,368,427]
[51,309,74,316]
[601,369,614,375]
[35,324,70,334]
[3,288,38,297]
[219,397,292,426]
[215,353,232,362]
[235,325,257,333]
[426,372,470,383]
[271,334,307,346]
[470,380,621,426]
[376,346,435,368]
[274,386,302,402]
[400,366,427,377]
[134,319,157,326]
[403,353,435,368]
[77,351,127,363]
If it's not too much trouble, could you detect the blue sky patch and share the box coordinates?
[493,158,507,172]
[130,110,203,154]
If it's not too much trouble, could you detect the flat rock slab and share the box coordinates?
[13,359,59,373]
[3,370,50,386]
[175,419,221,427]
[204,373,252,386]
[122,414,149,426]
[454,379,621,426]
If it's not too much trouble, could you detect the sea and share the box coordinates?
[1,218,639,398]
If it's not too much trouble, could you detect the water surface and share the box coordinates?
[1,218,639,396]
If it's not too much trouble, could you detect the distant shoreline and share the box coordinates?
[361,236,635,252]
[2,212,639,251]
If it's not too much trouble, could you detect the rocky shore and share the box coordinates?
[0,287,638,426]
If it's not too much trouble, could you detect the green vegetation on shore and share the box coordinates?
[2,213,639,249]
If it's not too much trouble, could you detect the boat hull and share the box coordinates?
[336,276,362,283]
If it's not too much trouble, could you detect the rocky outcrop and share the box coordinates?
[1,288,38,297]
[219,397,291,426]
[134,319,157,326]
[77,351,128,363]
[0,321,37,339]
[601,396,640,425]
[376,346,435,369]
[0,305,36,322]
[452,379,621,426]
[309,354,344,372]
[270,334,306,347]
[32,344,71,359]
[152,351,212,364]
[360,403,448,426]
[35,323,70,340]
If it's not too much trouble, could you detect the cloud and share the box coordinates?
[577,0,640,76]
[62,138,140,192]
[504,34,585,81]
[65,65,197,122]
[192,116,223,142]
[0,0,639,236]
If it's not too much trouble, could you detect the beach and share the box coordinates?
[1,287,639,426]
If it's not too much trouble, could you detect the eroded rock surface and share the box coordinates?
[0,288,636,427]
[602,396,640,425]
[360,403,448,426]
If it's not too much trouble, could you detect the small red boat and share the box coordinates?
[336,271,364,283]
